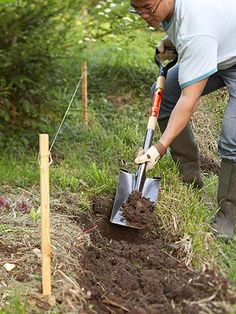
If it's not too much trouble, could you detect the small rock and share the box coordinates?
[33,248,42,258]
[3,263,16,272]
[86,290,92,299]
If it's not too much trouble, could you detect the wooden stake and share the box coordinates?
[82,61,88,127]
[39,134,51,296]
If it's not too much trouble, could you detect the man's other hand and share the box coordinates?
[135,146,161,171]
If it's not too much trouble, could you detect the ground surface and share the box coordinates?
[0,183,236,313]
[78,196,236,314]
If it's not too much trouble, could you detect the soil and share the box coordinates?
[200,155,220,176]
[78,196,236,314]
[121,191,156,229]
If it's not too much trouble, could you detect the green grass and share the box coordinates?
[0,224,25,234]
[0,155,39,187]
[0,291,27,314]
[220,239,236,283]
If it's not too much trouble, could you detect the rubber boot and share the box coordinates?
[158,118,203,188]
[213,159,236,240]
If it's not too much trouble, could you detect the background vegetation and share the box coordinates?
[0,0,147,148]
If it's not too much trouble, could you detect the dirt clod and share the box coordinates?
[121,191,156,229]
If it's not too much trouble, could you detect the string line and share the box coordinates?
[49,72,84,153]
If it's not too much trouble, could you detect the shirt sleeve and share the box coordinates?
[178,35,218,89]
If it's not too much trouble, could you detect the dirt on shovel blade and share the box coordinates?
[78,196,236,314]
[121,191,156,229]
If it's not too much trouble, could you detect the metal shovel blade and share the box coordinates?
[110,169,161,228]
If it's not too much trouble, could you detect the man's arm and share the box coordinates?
[135,78,209,170]
[158,78,208,149]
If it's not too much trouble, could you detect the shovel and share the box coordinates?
[110,48,178,228]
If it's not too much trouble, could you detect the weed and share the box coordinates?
[29,207,41,221]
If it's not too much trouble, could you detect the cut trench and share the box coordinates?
[78,196,235,314]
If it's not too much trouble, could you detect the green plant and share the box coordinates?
[29,207,41,221]
[0,290,27,314]
[0,0,82,147]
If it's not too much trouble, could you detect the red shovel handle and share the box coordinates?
[147,76,165,130]
[147,49,178,131]
[135,48,178,191]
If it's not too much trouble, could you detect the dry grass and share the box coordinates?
[155,172,219,270]
[0,186,89,313]
[193,89,227,162]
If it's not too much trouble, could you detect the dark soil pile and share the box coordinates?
[78,196,235,314]
[200,155,220,175]
[121,191,156,229]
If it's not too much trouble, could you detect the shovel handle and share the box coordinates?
[135,49,178,192]
[135,77,165,191]
[147,48,178,131]
[147,76,165,131]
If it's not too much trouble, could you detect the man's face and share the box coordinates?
[130,0,169,28]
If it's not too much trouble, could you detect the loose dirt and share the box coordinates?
[78,196,236,314]
[121,191,156,229]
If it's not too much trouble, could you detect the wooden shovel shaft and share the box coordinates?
[147,75,166,131]
[135,74,166,192]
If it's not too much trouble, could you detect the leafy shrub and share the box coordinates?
[0,0,157,149]
[0,0,81,147]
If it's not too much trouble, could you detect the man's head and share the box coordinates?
[130,0,174,28]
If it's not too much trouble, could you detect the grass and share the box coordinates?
[1,29,236,312]
[0,155,39,187]
[0,291,28,314]
[0,190,88,314]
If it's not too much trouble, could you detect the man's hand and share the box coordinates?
[135,145,161,171]
[157,35,175,52]
[157,35,175,60]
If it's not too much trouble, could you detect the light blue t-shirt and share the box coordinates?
[162,0,236,89]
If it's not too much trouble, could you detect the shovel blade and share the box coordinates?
[110,169,161,228]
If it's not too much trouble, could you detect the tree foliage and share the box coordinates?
[0,0,81,144]
[77,0,148,50]
[0,0,154,147]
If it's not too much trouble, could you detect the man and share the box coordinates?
[132,0,236,240]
